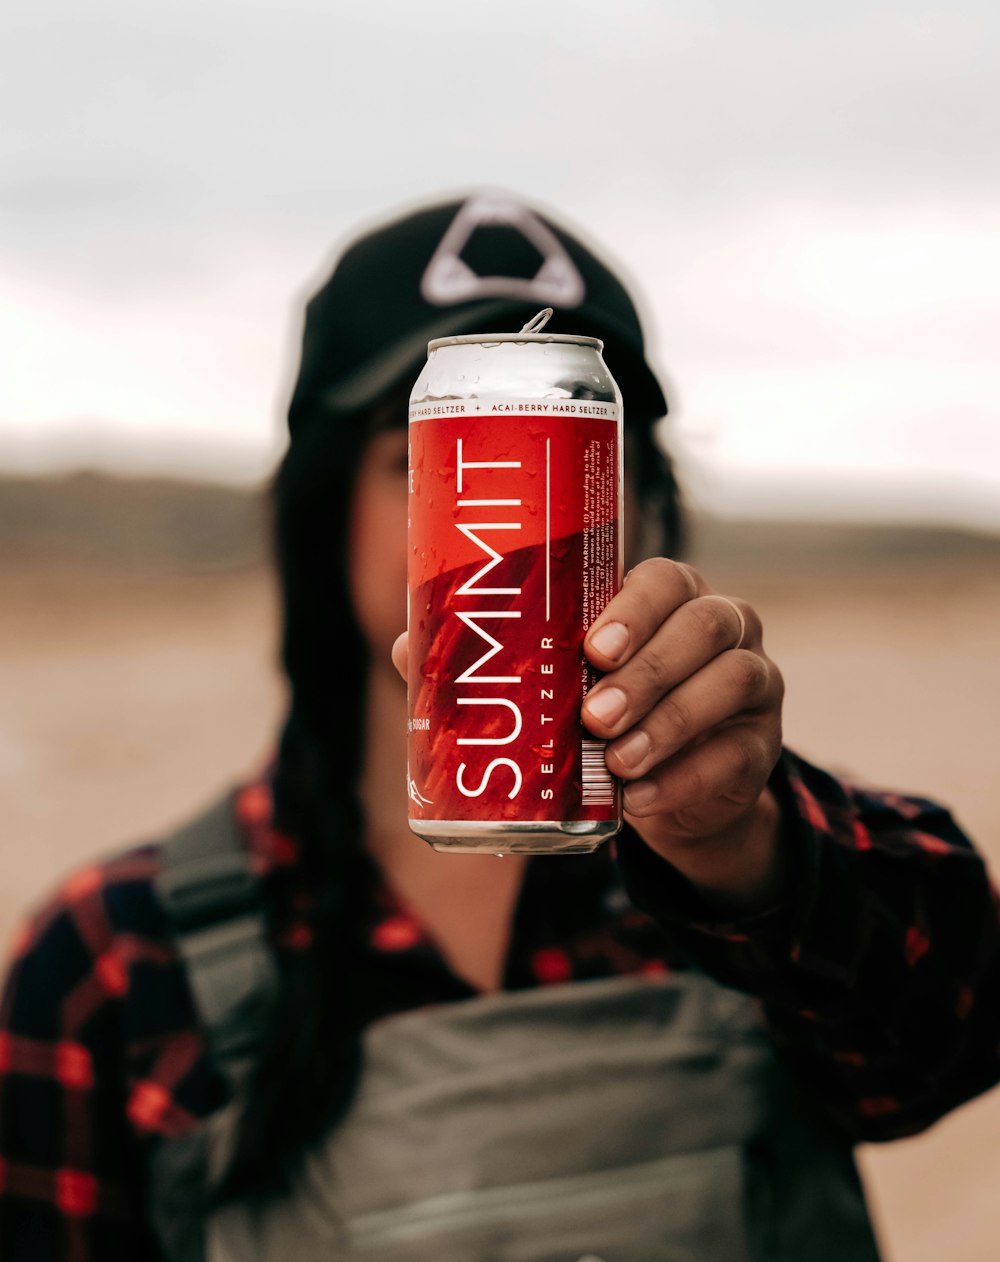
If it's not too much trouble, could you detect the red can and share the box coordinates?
[407,310,623,854]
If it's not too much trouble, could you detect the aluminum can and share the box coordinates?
[406,312,624,854]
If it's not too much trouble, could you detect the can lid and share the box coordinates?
[427,307,603,353]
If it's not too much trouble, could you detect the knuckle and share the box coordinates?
[720,595,762,648]
[674,562,702,599]
[740,601,763,644]
[729,737,758,784]
[641,555,678,579]
[658,693,693,742]
[690,598,733,650]
[639,556,697,598]
[680,762,710,804]
[729,649,768,701]
[631,649,668,693]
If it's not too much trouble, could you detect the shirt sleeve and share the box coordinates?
[0,874,164,1260]
[615,747,1000,1141]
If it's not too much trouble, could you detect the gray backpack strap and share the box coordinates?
[154,794,280,1095]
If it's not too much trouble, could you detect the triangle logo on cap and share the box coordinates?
[421,197,586,308]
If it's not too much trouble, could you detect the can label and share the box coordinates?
[407,398,621,825]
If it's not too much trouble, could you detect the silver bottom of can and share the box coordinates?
[410,818,622,856]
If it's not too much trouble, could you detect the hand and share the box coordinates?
[582,558,786,912]
[391,557,787,912]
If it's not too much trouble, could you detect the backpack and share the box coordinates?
[148,797,882,1262]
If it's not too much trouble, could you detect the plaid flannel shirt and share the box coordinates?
[1,748,997,1260]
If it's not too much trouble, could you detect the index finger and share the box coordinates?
[585,558,701,668]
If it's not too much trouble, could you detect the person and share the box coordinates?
[1,193,997,1261]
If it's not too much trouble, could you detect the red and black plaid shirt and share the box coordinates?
[1,748,998,1260]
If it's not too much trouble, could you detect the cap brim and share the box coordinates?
[309,301,667,422]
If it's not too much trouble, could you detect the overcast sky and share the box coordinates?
[2,0,998,524]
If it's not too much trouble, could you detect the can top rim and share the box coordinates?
[427,332,604,352]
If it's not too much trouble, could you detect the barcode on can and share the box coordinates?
[581,740,615,806]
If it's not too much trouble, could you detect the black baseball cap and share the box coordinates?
[287,194,668,434]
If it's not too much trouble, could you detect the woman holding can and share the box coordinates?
[0,194,997,1261]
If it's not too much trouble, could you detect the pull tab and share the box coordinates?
[520,307,553,334]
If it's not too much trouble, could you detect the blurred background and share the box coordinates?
[1,1,998,1257]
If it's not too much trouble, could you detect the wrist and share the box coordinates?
[634,788,788,916]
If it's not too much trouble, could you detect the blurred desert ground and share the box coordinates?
[1,472,998,1261]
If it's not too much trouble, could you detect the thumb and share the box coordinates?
[391,630,408,681]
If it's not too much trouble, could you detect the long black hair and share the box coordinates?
[216,386,684,1201]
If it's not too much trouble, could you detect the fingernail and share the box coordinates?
[624,780,657,811]
[614,729,650,771]
[584,686,627,727]
[590,621,629,661]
